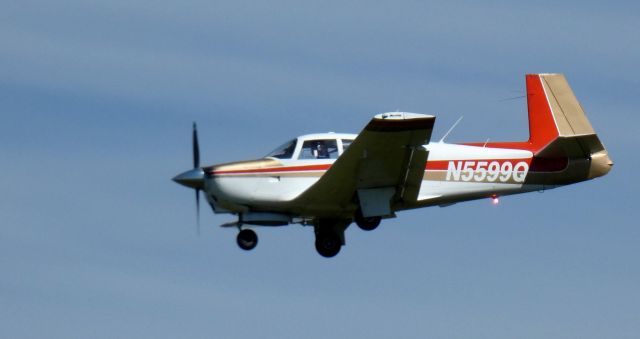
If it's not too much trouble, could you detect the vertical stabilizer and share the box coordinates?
[538,74,596,137]
[528,74,607,158]
[526,74,612,179]
[461,74,612,181]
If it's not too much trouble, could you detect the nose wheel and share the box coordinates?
[237,229,258,251]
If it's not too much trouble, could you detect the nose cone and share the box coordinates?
[172,168,205,189]
[588,151,613,179]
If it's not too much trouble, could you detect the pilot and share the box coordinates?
[315,143,329,159]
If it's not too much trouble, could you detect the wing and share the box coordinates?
[293,112,435,218]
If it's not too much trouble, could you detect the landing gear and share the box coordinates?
[354,208,381,231]
[236,229,258,251]
[314,219,349,258]
[315,231,342,258]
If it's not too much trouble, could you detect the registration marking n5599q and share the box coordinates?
[446,160,529,183]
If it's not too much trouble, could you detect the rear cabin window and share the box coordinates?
[299,139,339,159]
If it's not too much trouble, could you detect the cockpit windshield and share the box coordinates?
[265,139,297,159]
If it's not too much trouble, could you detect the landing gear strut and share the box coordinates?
[354,208,381,231]
[237,229,258,251]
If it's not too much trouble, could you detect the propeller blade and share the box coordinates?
[193,122,200,169]
[196,188,201,236]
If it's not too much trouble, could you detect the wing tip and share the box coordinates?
[367,112,435,132]
[374,112,435,120]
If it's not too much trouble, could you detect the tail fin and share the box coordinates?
[526,73,612,178]
[527,74,597,153]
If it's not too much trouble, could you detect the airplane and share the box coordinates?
[172,74,613,258]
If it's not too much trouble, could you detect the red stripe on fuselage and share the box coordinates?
[210,157,566,176]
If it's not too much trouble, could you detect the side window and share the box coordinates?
[341,139,353,153]
[299,140,338,159]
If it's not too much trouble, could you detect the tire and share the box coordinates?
[315,232,341,258]
[237,229,258,251]
[354,208,381,231]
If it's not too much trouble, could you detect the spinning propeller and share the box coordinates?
[172,122,205,235]
[193,123,201,234]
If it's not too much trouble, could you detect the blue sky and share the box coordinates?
[1,1,639,338]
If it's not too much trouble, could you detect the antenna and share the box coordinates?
[498,95,526,102]
[483,138,490,148]
[439,116,463,143]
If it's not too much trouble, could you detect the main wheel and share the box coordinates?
[315,232,341,258]
[354,208,381,231]
[237,229,258,251]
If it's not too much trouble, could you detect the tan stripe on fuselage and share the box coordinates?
[212,158,282,172]
[422,170,527,185]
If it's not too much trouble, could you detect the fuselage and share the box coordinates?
[202,136,609,219]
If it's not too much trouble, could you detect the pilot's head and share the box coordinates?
[316,143,329,158]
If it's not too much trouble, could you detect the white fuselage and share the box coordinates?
[205,140,541,215]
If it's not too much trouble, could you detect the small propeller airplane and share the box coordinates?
[173,74,612,257]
